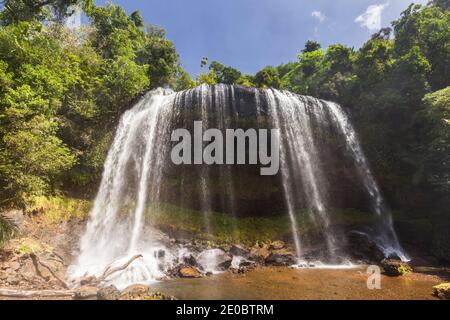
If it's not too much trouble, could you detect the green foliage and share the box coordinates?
[174,69,197,91]
[302,40,321,53]
[200,56,208,68]
[420,87,450,191]
[263,2,449,217]
[0,0,82,25]
[28,195,91,223]
[197,69,217,85]
[148,203,372,245]
[0,22,77,206]
[393,3,450,90]
[431,0,449,10]
[254,66,281,89]
[209,61,242,85]
[235,74,255,87]
[0,2,183,206]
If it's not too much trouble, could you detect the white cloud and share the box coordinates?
[311,11,326,23]
[355,3,389,31]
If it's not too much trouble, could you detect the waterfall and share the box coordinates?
[69,84,407,287]
[325,101,408,261]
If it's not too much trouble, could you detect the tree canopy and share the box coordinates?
[0,0,190,206]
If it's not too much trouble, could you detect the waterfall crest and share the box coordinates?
[69,84,407,287]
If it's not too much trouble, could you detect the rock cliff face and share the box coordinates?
[159,85,371,217]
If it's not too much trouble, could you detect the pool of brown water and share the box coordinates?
[152,267,448,300]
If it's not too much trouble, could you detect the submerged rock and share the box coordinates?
[381,259,412,276]
[433,283,450,300]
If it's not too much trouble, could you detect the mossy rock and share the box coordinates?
[381,259,413,276]
[433,283,450,300]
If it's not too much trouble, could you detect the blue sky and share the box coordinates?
[94,0,427,77]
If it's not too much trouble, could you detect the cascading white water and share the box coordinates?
[68,89,178,288]
[325,101,408,261]
[69,85,407,288]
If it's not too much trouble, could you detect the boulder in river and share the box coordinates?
[346,230,386,263]
[433,283,450,300]
[381,259,412,276]
[230,244,250,257]
[265,249,296,266]
[182,254,198,267]
[178,266,203,278]
[231,260,257,274]
[218,256,233,270]
[249,243,270,263]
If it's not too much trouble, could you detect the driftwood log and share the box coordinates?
[0,254,144,299]
[0,289,77,298]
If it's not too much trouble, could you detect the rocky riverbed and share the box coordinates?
[1,208,449,300]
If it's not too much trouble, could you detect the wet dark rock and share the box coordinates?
[156,249,165,259]
[239,260,256,268]
[431,221,450,265]
[182,254,198,267]
[217,252,233,271]
[381,259,412,276]
[97,285,121,300]
[346,231,385,263]
[230,244,250,257]
[231,260,257,274]
[409,256,439,267]
[265,250,296,266]
[396,218,450,265]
